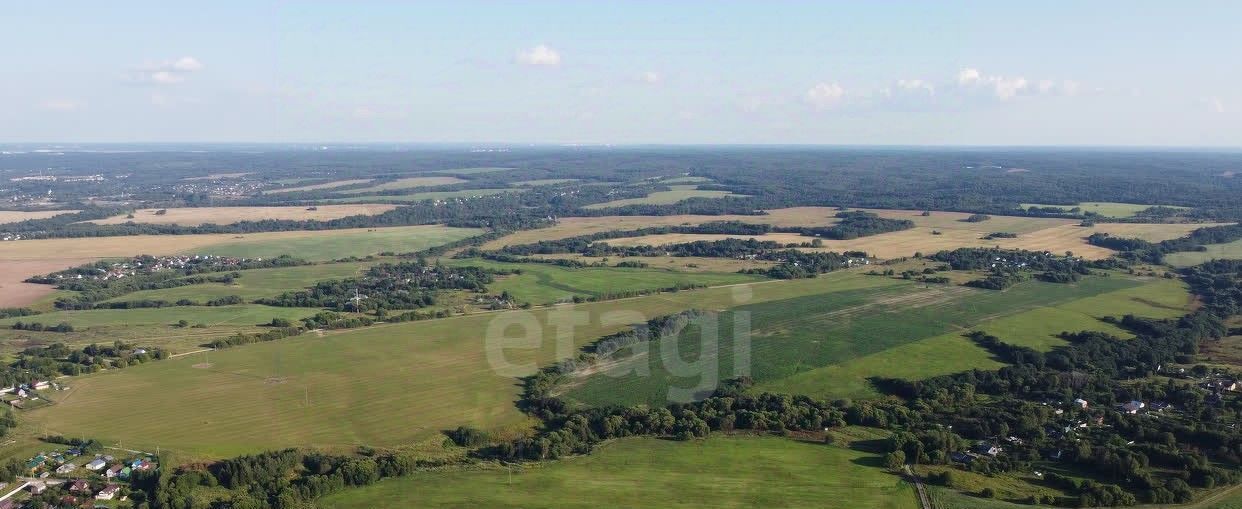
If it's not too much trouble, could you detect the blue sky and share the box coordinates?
[2,1,1239,145]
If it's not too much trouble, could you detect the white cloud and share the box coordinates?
[516,45,561,66]
[992,77,1028,100]
[39,99,82,112]
[805,82,845,110]
[1205,97,1225,113]
[957,68,981,85]
[130,56,204,85]
[956,68,1029,100]
[640,71,661,84]
[172,56,203,72]
[897,79,935,95]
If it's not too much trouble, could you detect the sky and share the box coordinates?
[2,1,1240,146]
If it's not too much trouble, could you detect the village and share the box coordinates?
[1,444,157,508]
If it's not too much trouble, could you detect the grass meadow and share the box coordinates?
[1020,201,1190,218]
[1166,238,1242,267]
[565,274,1188,405]
[582,185,746,209]
[317,435,919,509]
[337,176,467,194]
[446,258,765,305]
[22,273,896,461]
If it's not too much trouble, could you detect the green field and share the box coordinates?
[188,225,482,260]
[326,188,523,204]
[318,436,919,509]
[23,273,897,460]
[660,176,712,184]
[583,185,745,209]
[565,274,1188,405]
[446,258,765,305]
[1166,238,1242,267]
[0,304,318,331]
[1020,201,1188,218]
[338,176,466,194]
[102,262,377,304]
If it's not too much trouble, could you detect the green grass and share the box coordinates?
[660,176,712,184]
[1166,238,1242,267]
[583,185,745,209]
[1020,202,1188,218]
[566,275,1178,406]
[325,188,523,204]
[337,176,466,194]
[317,435,919,509]
[22,272,897,461]
[189,225,482,260]
[445,258,765,305]
[100,262,378,304]
[0,304,319,330]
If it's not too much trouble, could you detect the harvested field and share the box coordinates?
[0,210,79,224]
[1021,201,1189,218]
[266,178,373,193]
[591,213,1218,260]
[87,204,398,226]
[0,225,479,263]
[0,258,90,307]
[338,176,466,194]
[480,207,845,249]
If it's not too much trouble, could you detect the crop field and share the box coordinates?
[337,176,467,194]
[1021,201,1189,218]
[318,436,919,509]
[23,273,898,460]
[326,188,523,203]
[526,253,777,273]
[564,274,1180,406]
[480,207,847,249]
[87,204,398,226]
[0,209,79,224]
[446,258,765,305]
[101,261,379,303]
[600,219,1213,260]
[764,276,1190,400]
[583,185,746,209]
[265,178,373,193]
[1166,238,1242,267]
[0,258,92,308]
[0,226,479,262]
[188,225,482,260]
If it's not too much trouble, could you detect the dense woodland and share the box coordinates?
[5,147,1242,241]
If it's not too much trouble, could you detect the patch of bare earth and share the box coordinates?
[0,258,92,307]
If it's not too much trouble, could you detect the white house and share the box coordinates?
[95,484,120,500]
[85,459,106,471]
[1072,398,1089,409]
[1121,401,1145,414]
